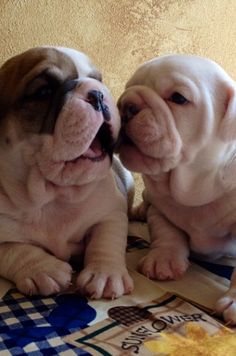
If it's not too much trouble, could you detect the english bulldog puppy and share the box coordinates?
[0,46,134,299]
[118,54,236,324]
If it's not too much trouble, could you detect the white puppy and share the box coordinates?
[118,54,236,324]
[0,46,134,299]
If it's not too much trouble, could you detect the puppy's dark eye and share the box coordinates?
[169,92,188,105]
[23,84,53,103]
[30,85,53,101]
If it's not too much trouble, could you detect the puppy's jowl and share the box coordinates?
[0,46,134,299]
[118,54,236,324]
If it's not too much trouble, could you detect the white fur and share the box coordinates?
[118,54,236,324]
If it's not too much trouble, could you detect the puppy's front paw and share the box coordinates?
[76,264,134,299]
[138,247,189,280]
[215,288,236,325]
[15,256,72,296]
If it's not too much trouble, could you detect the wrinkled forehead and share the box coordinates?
[0,47,101,110]
[0,46,96,81]
[128,54,231,88]
[153,55,228,79]
[53,46,94,77]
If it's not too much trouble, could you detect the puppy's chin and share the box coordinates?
[119,141,179,176]
[117,116,162,175]
[43,155,112,186]
[34,132,114,187]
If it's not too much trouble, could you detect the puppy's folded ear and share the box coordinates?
[219,85,236,141]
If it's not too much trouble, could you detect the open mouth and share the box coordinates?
[80,90,114,161]
[68,121,115,164]
[63,89,115,165]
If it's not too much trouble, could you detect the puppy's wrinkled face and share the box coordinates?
[0,47,120,186]
[117,54,233,176]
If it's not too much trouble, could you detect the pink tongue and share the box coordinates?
[83,137,102,158]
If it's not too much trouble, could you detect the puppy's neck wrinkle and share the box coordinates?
[0,169,100,230]
[0,166,55,215]
[0,183,18,215]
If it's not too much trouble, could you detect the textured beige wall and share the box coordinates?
[1,0,236,202]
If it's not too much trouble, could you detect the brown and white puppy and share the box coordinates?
[0,46,134,299]
[118,54,236,324]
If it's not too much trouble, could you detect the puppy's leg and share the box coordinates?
[215,267,236,325]
[0,242,72,296]
[112,155,135,215]
[138,205,189,280]
[76,214,133,299]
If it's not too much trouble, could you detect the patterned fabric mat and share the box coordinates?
[0,222,234,355]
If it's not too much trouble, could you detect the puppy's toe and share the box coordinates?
[123,273,134,295]
[215,288,236,325]
[16,258,72,296]
[170,255,190,279]
[76,265,133,299]
[17,273,60,296]
[138,248,189,280]
[139,255,173,280]
[102,272,134,299]
[77,271,106,299]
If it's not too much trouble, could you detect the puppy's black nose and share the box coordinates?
[87,90,110,121]
[87,90,104,110]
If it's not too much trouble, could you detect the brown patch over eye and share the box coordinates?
[23,71,61,102]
